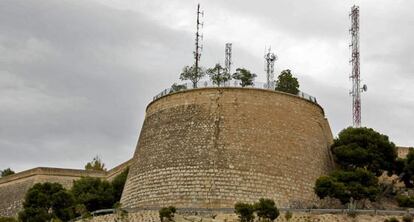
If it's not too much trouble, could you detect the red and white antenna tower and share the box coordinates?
[349,5,367,127]
[194,3,204,78]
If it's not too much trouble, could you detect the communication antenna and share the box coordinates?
[264,46,277,89]
[194,3,204,77]
[225,43,232,73]
[349,5,366,127]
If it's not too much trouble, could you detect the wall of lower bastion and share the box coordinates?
[121,87,336,210]
[0,159,132,217]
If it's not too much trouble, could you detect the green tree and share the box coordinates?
[331,127,397,176]
[111,168,129,202]
[234,202,255,222]
[179,65,205,88]
[85,156,106,171]
[314,168,380,204]
[254,198,279,221]
[170,83,187,93]
[275,69,300,95]
[159,206,176,222]
[1,168,15,177]
[207,63,231,86]
[232,68,257,87]
[71,177,115,212]
[395,148,414,188]
[18,182,74,222]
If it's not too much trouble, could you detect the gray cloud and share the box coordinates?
[1,0,413,172]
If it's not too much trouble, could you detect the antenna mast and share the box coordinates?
[225,43,232,73]
[194,4,204,78]
[349,5,366,127]
[264,47,277,89]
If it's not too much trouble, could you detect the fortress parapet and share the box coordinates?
[121,87,334,209]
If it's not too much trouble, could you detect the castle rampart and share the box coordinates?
[121,87,335,209]
[0,160,132,217]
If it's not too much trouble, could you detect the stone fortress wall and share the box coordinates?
[2,87,411,219]
[0,159,132,217]
[121,87,335,210]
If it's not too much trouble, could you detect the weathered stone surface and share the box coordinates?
[0,159,132,217]
[78,211,408,222]
[121,88,335,209]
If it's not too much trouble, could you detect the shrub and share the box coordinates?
[384,217,399,222]
[71,177,115,212]
[314,168,380,204]
[0,168,15,177]
[159,206,176,222]
[254,198,279,221]
[403,214,413,222]
[397,196,414,208]
[111,167,129,201]
[18,182,74,222]
[0,217,17,222]
[284,211,293,221]
[234,202,255,222]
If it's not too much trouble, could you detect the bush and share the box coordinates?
[18,182,74,222]
[314,168,380,204]
[234,202,255,222]
[0,217,17,222]
[0,168,15,177]
[254,198,279,221]
[71,177,115,212]
[397,196,414,208]
[284,211,293,221]
[111,167,129,202]
[403,214,413,222]
[159,206,176,222]
[384,217,399,222]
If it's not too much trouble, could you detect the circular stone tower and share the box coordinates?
[121,87,334,209]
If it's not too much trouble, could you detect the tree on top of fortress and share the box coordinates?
[232,68,257,87]
[85,156,106,171]
[179,65,205,88]
[207,63,231,87]
[1,168,15,177]
[275,69,300,95]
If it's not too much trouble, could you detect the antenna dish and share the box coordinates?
[362,84,367,92]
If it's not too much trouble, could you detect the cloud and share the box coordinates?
[0,0,196,171]
[1,0,413,172]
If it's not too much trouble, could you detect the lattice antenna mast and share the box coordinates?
[349,5,366,127]
[194,3,204,76]
[225,43,232,74]
[264,46,278,89]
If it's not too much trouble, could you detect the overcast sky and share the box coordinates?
[1,0,413,172]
